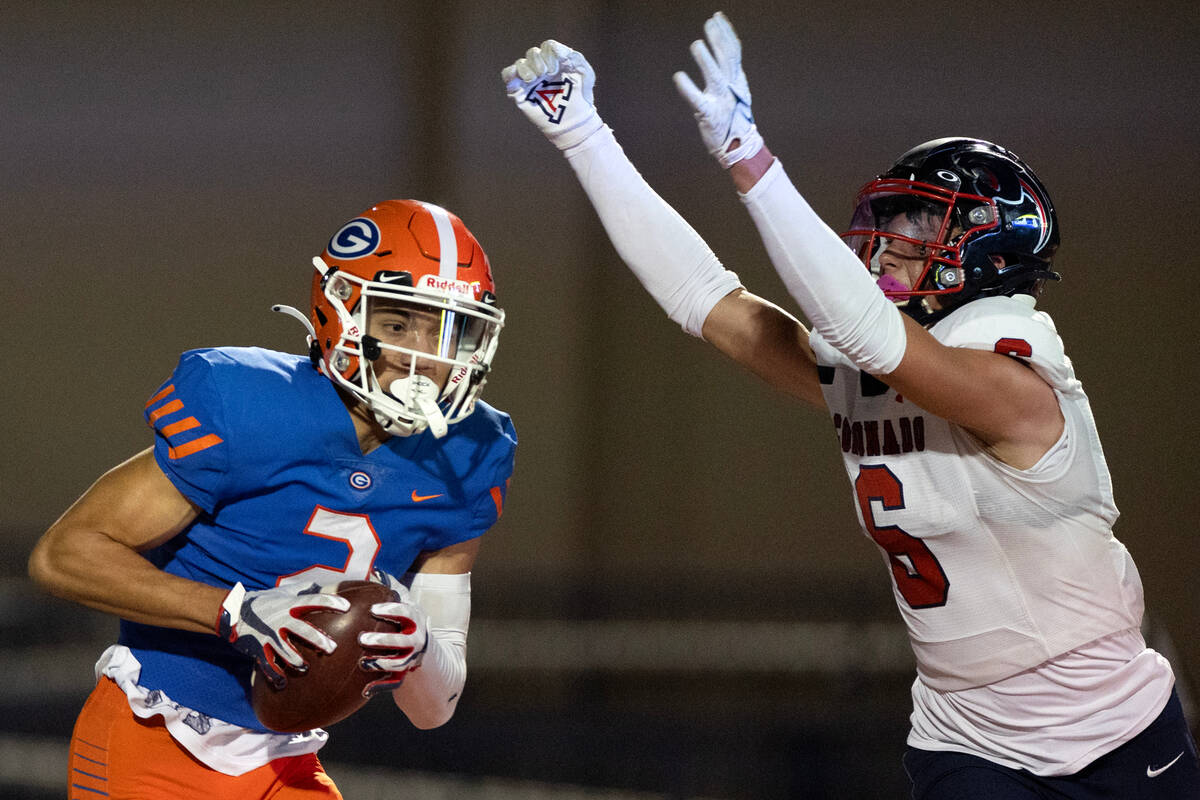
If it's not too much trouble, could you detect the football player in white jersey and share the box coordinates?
[502,11,1199,799]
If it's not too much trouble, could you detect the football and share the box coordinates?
[251,580,400,733]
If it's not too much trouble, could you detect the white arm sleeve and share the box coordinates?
[391,571,470,729]
[740,159,907,375]
[563,125,743,338]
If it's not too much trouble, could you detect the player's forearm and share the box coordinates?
[739,159,907,376]
[701,290,826,407]
[391,631,467,729]
[562,125,742,338]
[388,571,471,728]
[728,145,776,194]
[28,524,224,634]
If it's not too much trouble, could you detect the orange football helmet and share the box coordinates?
[296,199,504,437]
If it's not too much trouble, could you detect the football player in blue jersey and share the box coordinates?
[502,12,1199,800]
[28,199,516,799]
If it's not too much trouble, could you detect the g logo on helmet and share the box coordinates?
[328,218,381,260]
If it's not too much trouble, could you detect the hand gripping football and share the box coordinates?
[251,580,400,732]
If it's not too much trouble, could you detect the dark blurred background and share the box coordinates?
[3,1,1198,797]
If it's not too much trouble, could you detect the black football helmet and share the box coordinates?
[843,137,1060,323]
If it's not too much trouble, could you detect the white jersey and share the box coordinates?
[812,294,1145,691]
[812,294,1175,773]
[908,628,1172,775]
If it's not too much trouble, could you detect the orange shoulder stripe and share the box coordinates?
[161,417,201,437]
[147,398,184,424]
[145,384,175,407]
[168,433,224,460]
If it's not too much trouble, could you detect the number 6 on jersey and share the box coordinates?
[854,465,949,608]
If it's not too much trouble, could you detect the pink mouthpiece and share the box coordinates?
[876,275,909,296]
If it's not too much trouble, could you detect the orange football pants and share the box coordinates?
[68,677,343,800]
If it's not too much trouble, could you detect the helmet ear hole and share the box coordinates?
[967,205,996,226]
[933,266,963,288]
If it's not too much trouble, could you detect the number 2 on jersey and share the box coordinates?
[854,465,949,608]
[276,506,381,585]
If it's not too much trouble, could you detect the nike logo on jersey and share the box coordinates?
[1147,752,1184,777]
[411,490,444,503]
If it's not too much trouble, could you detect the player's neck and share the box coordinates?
[340,390,390,455]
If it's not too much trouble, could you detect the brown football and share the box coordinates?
[251,580,400,733]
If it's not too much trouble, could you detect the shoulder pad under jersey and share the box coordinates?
[931,295,1078,392]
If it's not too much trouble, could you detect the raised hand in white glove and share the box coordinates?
[502,39,605,151]
[358,568,430,697]
[672,11,763,168]
[215,581,350,690]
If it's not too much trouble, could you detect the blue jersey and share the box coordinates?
[121,346,516,731]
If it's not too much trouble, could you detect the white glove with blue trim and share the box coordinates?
[358,568,430,697]
[215,581,350,690]
[502,39,605,151]
[672,12,763,168]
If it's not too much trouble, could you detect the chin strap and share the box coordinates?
[276,284,454,438]
[415,394,448,438]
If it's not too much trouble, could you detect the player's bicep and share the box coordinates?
[50,447,200,552]
[882,315,1063,461]
[702,289,825,407]
[409,536,482,575]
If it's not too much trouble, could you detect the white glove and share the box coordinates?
[672,12,763,168]
[358,568,430,697]
[215,581,350,690]
[502,39,605,151]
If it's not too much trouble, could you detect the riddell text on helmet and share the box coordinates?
[418,274,484,299]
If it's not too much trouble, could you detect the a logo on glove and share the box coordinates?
[525,77,574,124]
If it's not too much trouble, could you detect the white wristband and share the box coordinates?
[564,124,743,339]
[740,159,907,375]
